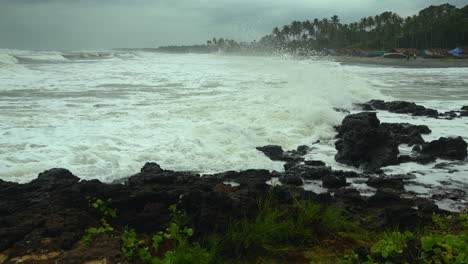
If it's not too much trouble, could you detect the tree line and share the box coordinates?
[158,3,468,54]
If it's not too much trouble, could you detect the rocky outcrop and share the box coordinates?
[380,123,431,146]
[335,112,399,169]
[366,100,439,117]
[256,145,306,162]
[419,137,468,160]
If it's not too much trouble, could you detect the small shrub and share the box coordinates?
[121,196,212,264]
[81,197,116,245]
[370,231,413,259]
[215,194,297,259]
[419,212,468,264]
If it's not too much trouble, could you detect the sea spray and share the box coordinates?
[0,52,382,182]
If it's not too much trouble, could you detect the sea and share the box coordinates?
[0,49,467,211]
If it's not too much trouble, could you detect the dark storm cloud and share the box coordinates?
[0,0,465,49]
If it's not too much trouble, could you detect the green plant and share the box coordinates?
[370,231,413,259]
[86,196,117,218]
[81,196,117,245]
[214,193,297,259]
[419,212,468,264]
[120,196,212,264]
[420,234,467,264]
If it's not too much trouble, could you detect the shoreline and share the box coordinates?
[332,56,468,68]
[0,99,467,263]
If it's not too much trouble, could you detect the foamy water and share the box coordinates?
[0,49,381,182]
[1,49,467,210]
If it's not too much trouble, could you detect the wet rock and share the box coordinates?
[335,112,399,169]
[334,170,361,178]
[366,99,386,110]
[29,168,80,192]
[279,176,303,186]
[140,162,163,174]
[461,105,468,111]
[460,111,468,117]
[412,154,437,164]
[256,145,304,162]
[333,188,366,207]
[442,111,458,119]
[381,123,430,146]
[367,100,439,117]
[285,163,332,180]
[322,175,347,189]
[367,190,412,208]
[296,145,310,155]
[431,188,466,201]
[354,103,374,111]
[127,162,198,185]
[398,155,412,163]
[333,107,350,113]
[304,160,326,166]
[256,145,284,160]
[214,184,240,194]
[420,137,468,160]
[412,145,421,152]
[367,176,405,190]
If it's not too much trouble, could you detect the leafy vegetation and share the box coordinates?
[82,192,467,264]
[159,4,468,54]
[81,196,116,245]
[204,190,364,261]
[340,212,468,264]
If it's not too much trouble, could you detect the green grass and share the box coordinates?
[78,191,467,264]
[210,190,364,261]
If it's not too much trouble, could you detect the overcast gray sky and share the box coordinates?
[0,0,465,50]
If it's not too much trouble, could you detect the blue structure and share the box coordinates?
[448,47,464,54]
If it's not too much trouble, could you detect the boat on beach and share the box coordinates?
[383,53,408,59]
[452,53,468,59]
[421,49,449,58]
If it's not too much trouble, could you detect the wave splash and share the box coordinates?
[0,52,383,182]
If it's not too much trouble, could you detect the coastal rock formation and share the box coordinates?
[322,175,347,189]
[335,112,399,169]
[365,100,439,117]
[419,137,468,160]
[256,145,305,162]
[0,159,446,263]
[380,123,431,146]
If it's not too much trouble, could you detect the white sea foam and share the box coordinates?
[0,51,467,211]
[0,52,383,183]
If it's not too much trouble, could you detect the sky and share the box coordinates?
[0,0,465,50]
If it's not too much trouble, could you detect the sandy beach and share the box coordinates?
[333,56,468,68]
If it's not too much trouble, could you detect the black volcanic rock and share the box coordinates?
[367,100,439,118]
[279,176,303,186]
[354,103,374,111]
[381,123,431,146]
[322,175,347,189]
[284,163,332,180]
[0,159,449,262]
[335,112,399,169]
[256,145,304,162]
[140,162,163,173]
[420,137,468,160]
